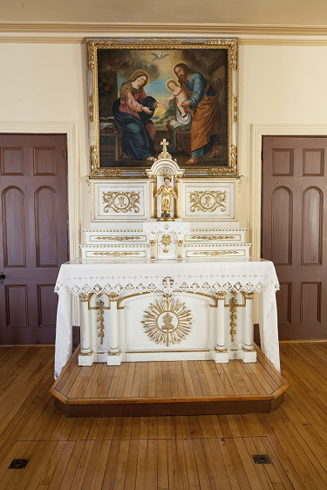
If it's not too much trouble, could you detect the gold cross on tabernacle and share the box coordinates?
[161,139,169,154]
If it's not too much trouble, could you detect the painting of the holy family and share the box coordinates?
[87,39,238,177]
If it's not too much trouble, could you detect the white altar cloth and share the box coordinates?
[54,257,280,378]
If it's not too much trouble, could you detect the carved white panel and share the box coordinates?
[182,180,236,221]
[122,293,212,352]
[93,181,148,221]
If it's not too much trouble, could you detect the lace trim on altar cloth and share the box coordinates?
[55,275,279,297]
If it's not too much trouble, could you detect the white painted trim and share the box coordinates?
[0,121,81,324]
[250,124,327,258]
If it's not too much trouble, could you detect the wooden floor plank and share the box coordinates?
[1,343,327,489]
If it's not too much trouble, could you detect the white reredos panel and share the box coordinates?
[81,151,251,260]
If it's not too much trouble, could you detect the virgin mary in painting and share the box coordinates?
[112,70,160,162]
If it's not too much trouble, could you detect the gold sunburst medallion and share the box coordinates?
[142,295,192,347]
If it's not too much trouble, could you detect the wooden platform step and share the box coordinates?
[50,346,288,417]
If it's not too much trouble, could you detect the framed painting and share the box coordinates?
[86,37,238,178]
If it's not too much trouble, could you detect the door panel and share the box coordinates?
[262,136,327,340]
[0,134,68,344]
[2,186,26,267]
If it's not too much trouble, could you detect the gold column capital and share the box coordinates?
[242,291,255,301]
[108,292,119,302]
[216,291,227,301]
[80,293,91,302]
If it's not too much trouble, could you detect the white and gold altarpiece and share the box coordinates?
[54,144,280,379]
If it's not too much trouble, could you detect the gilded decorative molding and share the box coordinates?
[217,291,227,301]
[92,251,142,256]
[142,295,192,347]
[189,190,227,213]
[96,299,105,344]
[190,235,236,240]
[95,235,143,241]
[103,191,140,214]
[88,95,94,123]
[90,145,100,172]
[229,292,238,342]
[192,250,240,256]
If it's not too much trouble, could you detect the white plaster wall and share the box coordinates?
[1,41,327,253]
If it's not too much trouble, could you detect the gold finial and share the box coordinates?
[158,139,172,160]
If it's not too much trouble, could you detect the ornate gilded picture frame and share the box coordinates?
[86,37,238,178]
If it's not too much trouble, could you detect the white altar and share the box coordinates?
[54,257,280,378]
[54,144,280,379]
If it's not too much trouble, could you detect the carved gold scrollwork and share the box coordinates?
[103,191,140,214]
[189,190,227,213]
[95,299,105,344]
[229,292,238,342]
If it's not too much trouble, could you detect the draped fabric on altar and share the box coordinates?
[54,258,280,379]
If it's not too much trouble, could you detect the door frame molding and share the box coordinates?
[0,121,80,262]
[250,124,327,258]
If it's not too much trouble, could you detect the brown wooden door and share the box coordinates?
[262,136,327,340]
[0,134,69,344]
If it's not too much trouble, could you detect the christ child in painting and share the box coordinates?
[165,80,193,128]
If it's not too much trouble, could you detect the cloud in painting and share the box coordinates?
[98,49,161,80]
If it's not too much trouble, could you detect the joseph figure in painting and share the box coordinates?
[174,63,220,165]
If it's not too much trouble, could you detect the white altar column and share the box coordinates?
[78,293,95,366]
[213,291,229,363]
[241,292,257,363]
[107,293,122,366]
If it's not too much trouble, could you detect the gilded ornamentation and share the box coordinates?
[80,293,90,302]
[88,95,94,123]
[189,191,227,213]
[233,95,238,122]
[217,291,227,301]
[192,251,239,256]
[95,299,105,344]
[103,191,140,214]
[92,167,122,178]
[93,251,141,257]
[158,138,172,160]
[242,292,255,301]
[155,176,177,218]
[90,145,100,171]
[95,236,143,241]
[108,292,120,302]
[142,295,192,347]
[161,234,171,253]
[230,145,237,167]
[229,292,238,342]
[190,235,236,240]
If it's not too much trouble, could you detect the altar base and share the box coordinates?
[51,345,288,418]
